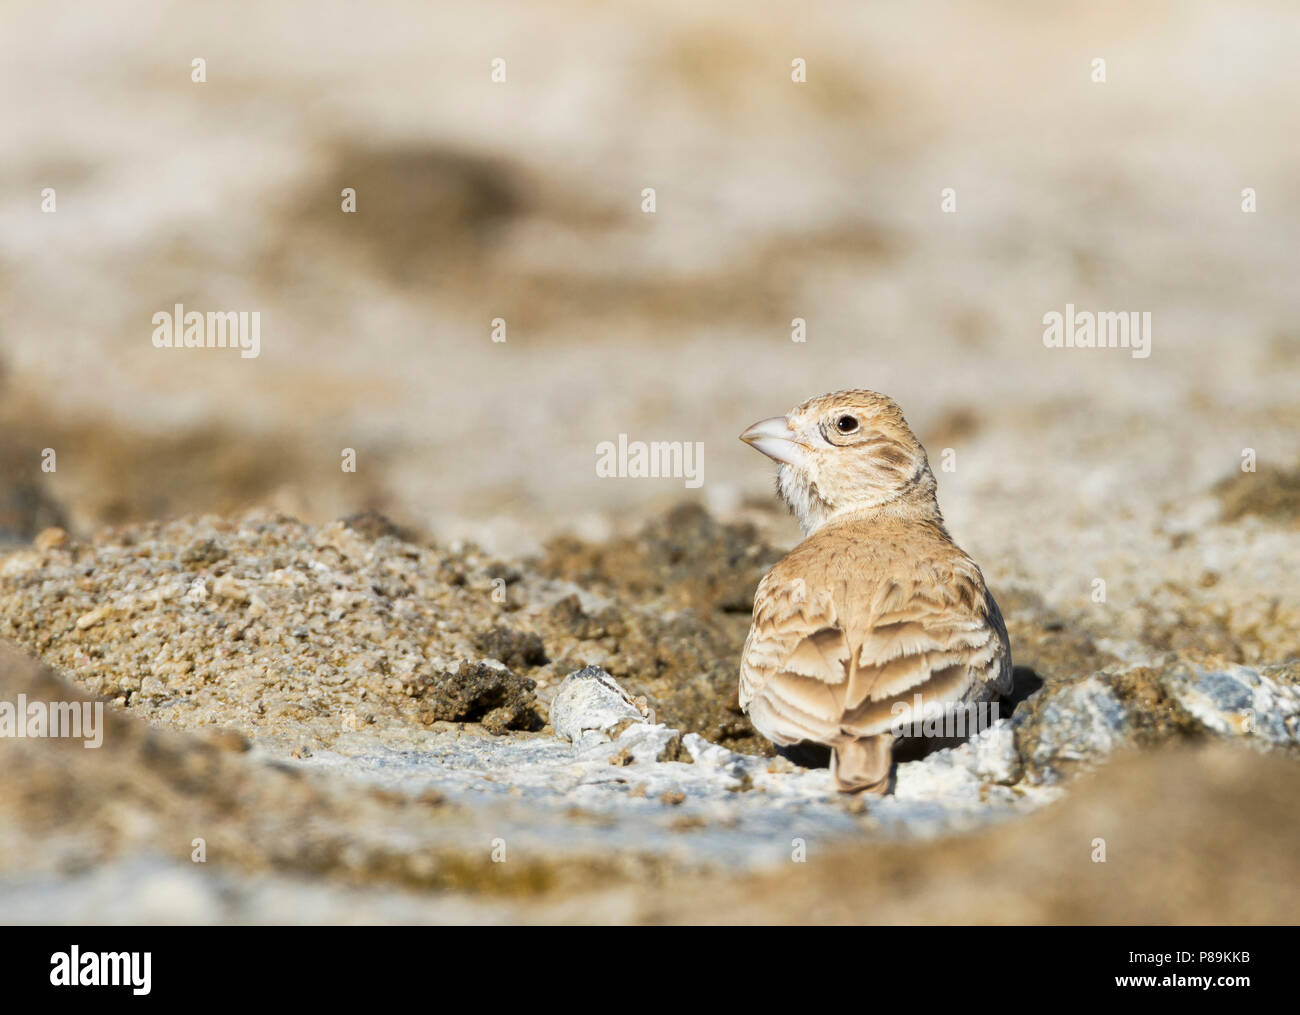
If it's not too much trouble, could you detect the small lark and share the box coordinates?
[739,390,1012,793]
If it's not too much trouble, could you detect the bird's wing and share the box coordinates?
[740,547,1011,744]
[739,565,849,745]
[836,555,1012,736]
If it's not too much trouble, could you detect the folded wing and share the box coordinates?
[740,551,1011,746]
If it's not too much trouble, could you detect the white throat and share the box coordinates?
[778,461,941,536]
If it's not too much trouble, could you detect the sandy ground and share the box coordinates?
[1,0,1298,923]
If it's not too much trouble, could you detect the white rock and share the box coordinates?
[550,666,647,747]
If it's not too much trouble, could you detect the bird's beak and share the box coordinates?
[740,416,807,467]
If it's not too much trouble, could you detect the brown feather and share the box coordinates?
[739,390,1013,794]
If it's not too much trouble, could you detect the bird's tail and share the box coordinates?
[831,735,893,794]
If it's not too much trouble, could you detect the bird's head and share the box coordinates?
[740,389,940,535]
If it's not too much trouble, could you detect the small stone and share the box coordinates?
[180,538,227,568]
[341,510,417,542]
[474,626,547,670]
[609,747,635,767]
[413,660,539,733]
[34,527,68,551]
[211,574,249,603]
[139,675,167,698]
[550,665,646,745]
[75,606,110,630]
[202,728,251,753]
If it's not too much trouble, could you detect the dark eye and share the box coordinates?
[835,415,859,434]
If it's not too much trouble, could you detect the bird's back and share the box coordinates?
[740,513,1012,749]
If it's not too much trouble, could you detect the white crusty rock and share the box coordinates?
[549,665,650,747]
[1166,662,1300,746]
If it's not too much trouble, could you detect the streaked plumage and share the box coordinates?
[739,390,1012,793]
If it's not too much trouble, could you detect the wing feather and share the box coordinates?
[740,525,1012,747]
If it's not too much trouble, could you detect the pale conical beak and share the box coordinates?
[740,416,807,467]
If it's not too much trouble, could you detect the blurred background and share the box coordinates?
[3,0,1296,571]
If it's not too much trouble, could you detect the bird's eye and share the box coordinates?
[835,415,859,434]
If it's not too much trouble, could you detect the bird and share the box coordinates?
[738,389,1012,793]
